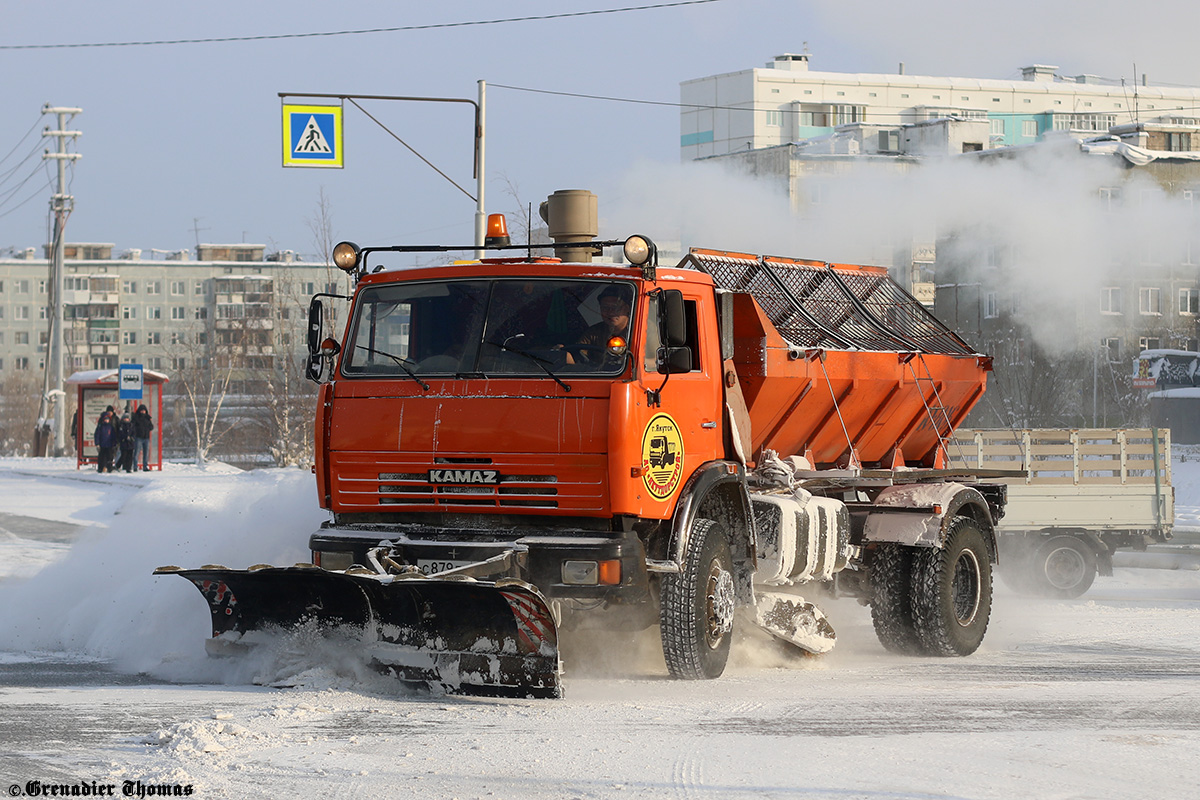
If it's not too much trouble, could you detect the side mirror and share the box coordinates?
[658,346,693,374]
[307,297,324,356]
[660,289,686,347]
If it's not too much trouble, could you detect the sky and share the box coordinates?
[2,0,1198,262]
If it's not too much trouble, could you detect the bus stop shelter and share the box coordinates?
[66,368,168,470]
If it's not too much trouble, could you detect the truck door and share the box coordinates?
[613,286,723,518]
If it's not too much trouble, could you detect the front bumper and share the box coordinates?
[309,525,648,602]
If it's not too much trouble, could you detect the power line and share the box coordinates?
[0,116,44,169]
[0,1,720,50]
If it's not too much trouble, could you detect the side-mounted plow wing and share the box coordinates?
[155,564,561,698]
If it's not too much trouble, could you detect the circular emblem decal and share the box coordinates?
[641,413,685,500]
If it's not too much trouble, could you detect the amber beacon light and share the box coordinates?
[485,213,511,248]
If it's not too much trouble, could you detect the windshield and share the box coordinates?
[342,278,636,378]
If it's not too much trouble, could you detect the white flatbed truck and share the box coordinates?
[949,428,1173,597]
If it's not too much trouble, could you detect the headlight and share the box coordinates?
[332,241,360,272]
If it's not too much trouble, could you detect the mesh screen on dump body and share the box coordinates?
[681,250,974,355]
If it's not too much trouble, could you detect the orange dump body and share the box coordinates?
[686,249,989,468]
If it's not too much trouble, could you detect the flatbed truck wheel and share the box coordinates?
[869,543,923,654]
[1032,535,1096,599]
[660,518,735,679]
[911,516,993,657]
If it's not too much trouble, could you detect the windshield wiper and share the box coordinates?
[489,334,572,392]
[355,345,430,391]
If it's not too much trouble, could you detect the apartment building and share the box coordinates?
[0,243,341,380]
[681,54,1200,160]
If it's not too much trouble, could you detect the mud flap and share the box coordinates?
[156,566,562,699]
[752,590,837,654]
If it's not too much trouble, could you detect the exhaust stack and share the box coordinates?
[539,189,598,263]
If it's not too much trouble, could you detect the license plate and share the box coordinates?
[416,559,473,576]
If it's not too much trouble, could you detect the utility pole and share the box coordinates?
[42,104,82,457]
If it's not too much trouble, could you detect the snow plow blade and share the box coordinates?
[155,565,561,699]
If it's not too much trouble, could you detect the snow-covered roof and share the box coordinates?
[65,368,169,385]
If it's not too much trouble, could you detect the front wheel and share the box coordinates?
[660,518,736,679]
[911,516,993,657]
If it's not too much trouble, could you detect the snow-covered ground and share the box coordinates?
[1,457,1198,799]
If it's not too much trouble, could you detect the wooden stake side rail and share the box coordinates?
[949,428,1172,487]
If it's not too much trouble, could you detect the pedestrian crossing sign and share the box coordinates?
[282,103,343,168]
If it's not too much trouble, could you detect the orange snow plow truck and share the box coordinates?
[159,190,1007,698]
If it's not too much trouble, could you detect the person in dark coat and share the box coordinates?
[117,412,135,473]
[94,407,118,473]
[132,404,154,471]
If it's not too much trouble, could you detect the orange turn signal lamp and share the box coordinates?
[561,559,622,585]
[607,336,628,356]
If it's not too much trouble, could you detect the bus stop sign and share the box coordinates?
[119,364,144,399]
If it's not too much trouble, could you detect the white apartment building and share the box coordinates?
[681,54,1200,160]
[0,243,341,378]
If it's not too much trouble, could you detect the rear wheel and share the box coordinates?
[1031,536,1096,599]
[911,516,993,657]
[660,518,735,679]
[869,544,922,654]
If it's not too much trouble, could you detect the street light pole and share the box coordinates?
[475,80,486,259]
[279,90,485,253]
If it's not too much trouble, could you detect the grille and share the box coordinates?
[331,454,608,513]
[378,473,560,509]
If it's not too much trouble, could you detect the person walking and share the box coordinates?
[132,404,154,471]
[117,412,135,473]
[94,407,118,473]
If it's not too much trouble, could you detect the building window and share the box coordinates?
[146,332,161,345]
[1022,119,1038,137]
[1099,187,1120,210]
[900,93,909,99]
[764,110,782,126]
[1166,132,1192,152]
[1180,288,1199,315]
[122,280,137,294]
[984,291,999,319]
[197,331,207,345]
[194,280,205,295]
[171,306,186,320]
[122,331,137,345]
[15,306,29,320]
[147,307,161,320]
[146,280,161,295]
[1102,337,1121,362]
[15,357,29,370]
[171,280,185,296]
[122,306,137,320]
[171,357,187,371]
[990,118,1005,135]
[16,279,30,294]
[194,307,208,320]
[37,279,46,294]
[170,332,186,345]
[1139,336,1161,352]
[1139,287,1161,315]
[15,332,29,345]
[1100,287,1122,314]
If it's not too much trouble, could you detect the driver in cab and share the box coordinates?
[567,287,631,364]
